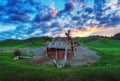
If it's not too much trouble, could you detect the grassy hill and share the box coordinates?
[0,36,120,81]
[77,36,120,54]
[0,36,52,49]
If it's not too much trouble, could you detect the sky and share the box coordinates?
[0,0,120,40]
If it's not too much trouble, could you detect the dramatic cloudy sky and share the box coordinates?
[0,0,120,40]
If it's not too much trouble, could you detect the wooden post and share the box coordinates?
[64,45,68,62]
[56,49,58,59]
[45,42,49,57]
[45,47,48,57]
[72,40,76,56]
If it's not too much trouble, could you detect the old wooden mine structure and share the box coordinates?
[45,30,80,60]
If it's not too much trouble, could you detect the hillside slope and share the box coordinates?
[0,37,52,49]
[76,36,120,54]
[0,36,120,54]
[0,36,120,81]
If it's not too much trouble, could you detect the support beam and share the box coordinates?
[64,45,68,62]
[55,49,58,59]
[72,40,76,56]
[45,47,48,57]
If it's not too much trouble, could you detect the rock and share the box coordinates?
[13,56,20,60]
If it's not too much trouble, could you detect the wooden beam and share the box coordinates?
[64,45,68,62]
[45,47,48,57]
[56,49,58,60]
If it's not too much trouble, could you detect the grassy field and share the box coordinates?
[0,37,52,49]
[0,36,120,81]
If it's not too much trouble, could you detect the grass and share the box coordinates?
[0,36,120,81]
[0,37,52,49]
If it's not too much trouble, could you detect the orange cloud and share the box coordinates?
[54,25,120,37]
[91,26,120,37]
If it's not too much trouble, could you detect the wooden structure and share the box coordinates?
[45,30,80,60]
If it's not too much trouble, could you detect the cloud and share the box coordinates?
[72,15,81,20]
[85,7,93,13]
[9,13,31,23]
[0,24,16,32]
[63,1,77,12]
[34,11,50,22]
[54,25,120,37]
[34,4,59,23]
[91,26,120,37]
[0,0,120,40]
[49,3,59,18]
[50,21,61,27]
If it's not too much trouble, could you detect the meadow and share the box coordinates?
[0,36,120,81]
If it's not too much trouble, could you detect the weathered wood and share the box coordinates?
[45,30,80,60]
[45,42,49,57]
[67,49,73,59]
[64,44,68,62]
[56,49,58,59]
[47,48,53,59]
[57,49,64,59]
[72,40,76,56]
[45,47,48,57]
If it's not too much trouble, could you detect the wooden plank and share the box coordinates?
[56,49,58,60]
[64,45,68,62]
[45,47,48,57]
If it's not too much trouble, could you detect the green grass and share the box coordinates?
[77,36,120,54]
[0,37,52,49]
[0,36,120,81]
